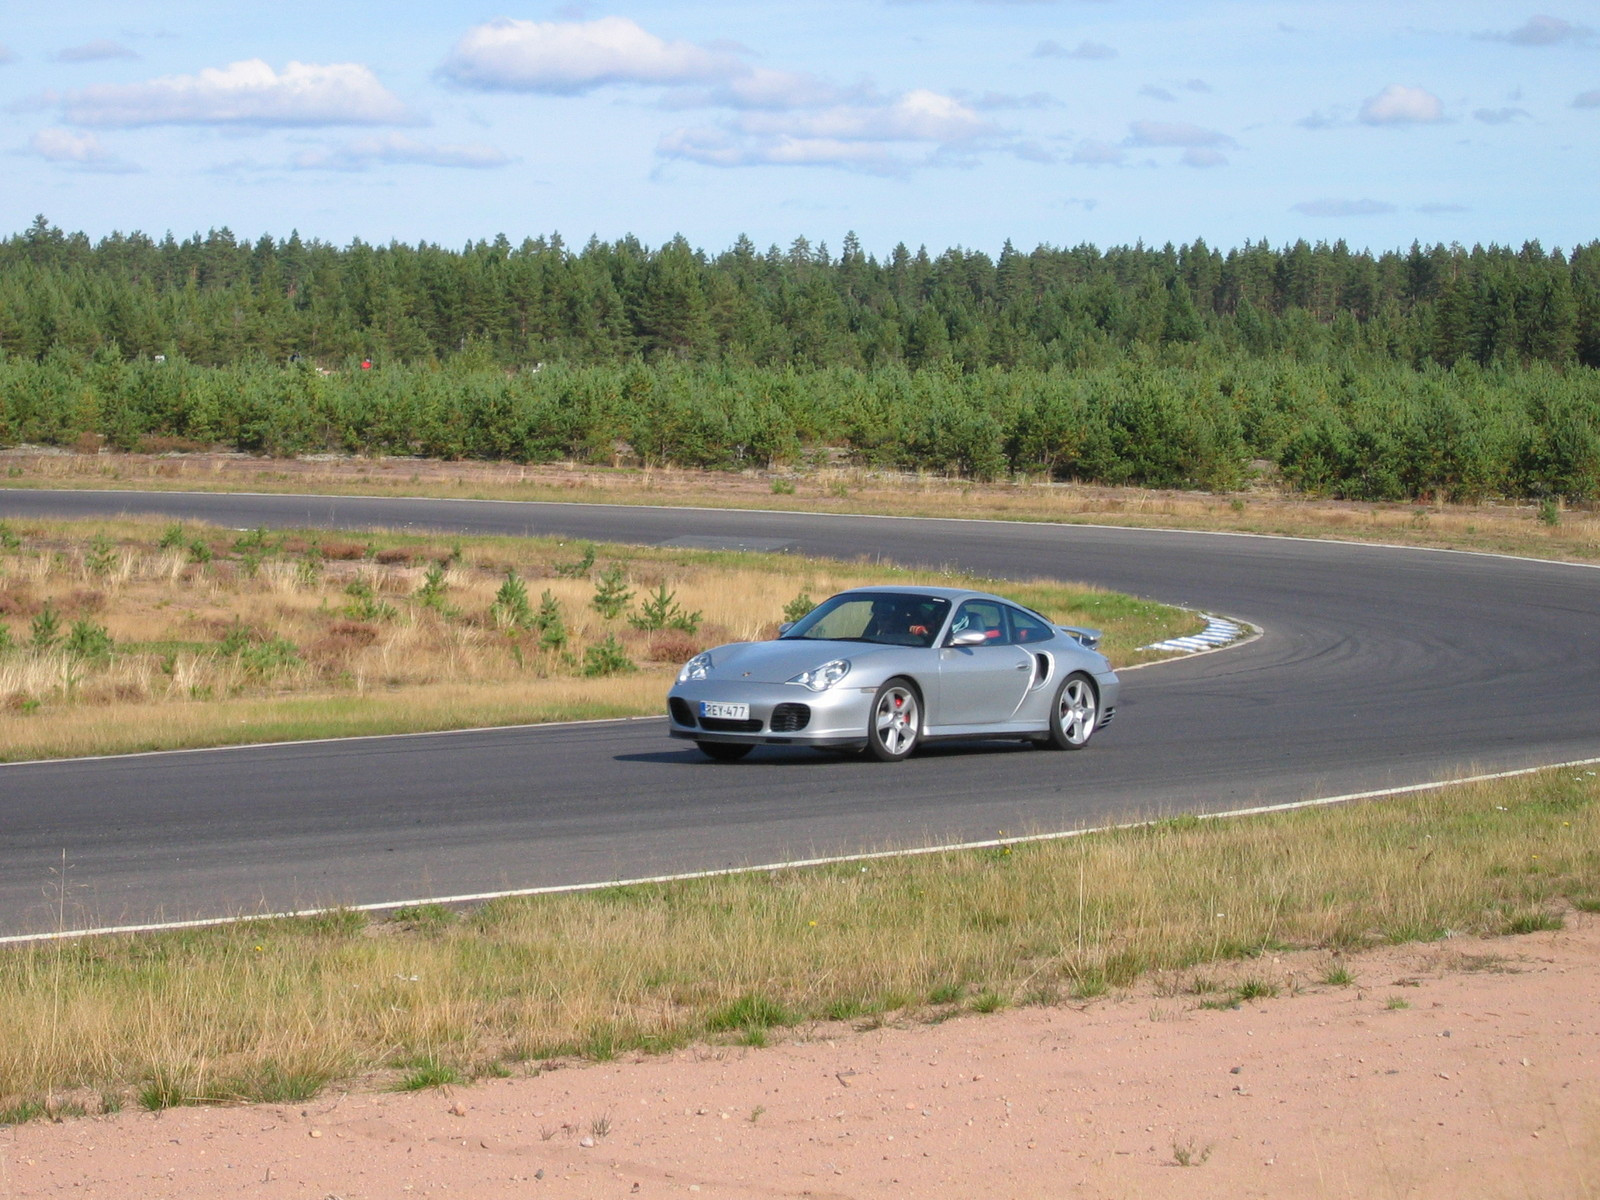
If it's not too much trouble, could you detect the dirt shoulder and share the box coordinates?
[5,914,1596,1200]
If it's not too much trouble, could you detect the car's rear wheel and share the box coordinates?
[1042,672,1098,750]
[696,741,753,762]
[867,678,920,762]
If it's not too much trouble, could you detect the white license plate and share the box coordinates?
[700,701,750,720]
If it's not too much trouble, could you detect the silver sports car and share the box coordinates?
[667,585,1119,762]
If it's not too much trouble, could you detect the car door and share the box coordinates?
[936,599,1035,726]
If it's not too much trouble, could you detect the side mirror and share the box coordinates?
[949,629,989,647]
[777,621,794,635]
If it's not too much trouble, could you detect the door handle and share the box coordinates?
[1014,662,1030,670]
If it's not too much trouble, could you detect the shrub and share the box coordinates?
[582,634,635,677]
[628,583,701,633]
[490,570,534,629]
[29,603,60,652]
[64,619,113,662]
[590,566,634,619]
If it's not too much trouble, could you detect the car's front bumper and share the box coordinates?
[667,679,875,748]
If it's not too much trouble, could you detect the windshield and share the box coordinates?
[782,593,950,648]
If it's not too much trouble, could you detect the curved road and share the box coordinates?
[2,489,1598,938]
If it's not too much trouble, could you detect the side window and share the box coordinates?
[1007,607,1054,645]
[949,600,1006,645]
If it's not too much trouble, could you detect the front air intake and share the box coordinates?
[770,703,812,732]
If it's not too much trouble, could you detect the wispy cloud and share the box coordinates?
[1181,147,1228,167]
[662,86,998,173]
[1292,198,1396,217]
[1359,84,1445,125]
[660,88,998,173]
[0,44,16,66]
[1069,138,1124,166]
[1125,120,1235,148]
[55,39,137,63]
[662,68,854,112]
[1033,39,1116,60]
[27,127,140,172]
[292,134,510,171]
[1140,85,1175,102]
[1574,89,1600,108]
[440,17,739,94]
[59,59,416,128]
[967,90,1057,110]
[1478,15,1593,46]
[1417,202,1469,213]
[1473,106,1531,124]
[657,128,901,173]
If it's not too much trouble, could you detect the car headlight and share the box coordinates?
[787,658,850,691]
[678,652,713,683]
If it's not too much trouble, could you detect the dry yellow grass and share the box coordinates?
[1,765,1594,1113]
[5,448,1599,563]
[0,516,1192,760]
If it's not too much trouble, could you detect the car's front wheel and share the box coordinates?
[867,677,921,762]
[696,741,753,762]
[1042,672,1098,750]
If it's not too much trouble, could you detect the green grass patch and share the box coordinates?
[393,1059,464,1091]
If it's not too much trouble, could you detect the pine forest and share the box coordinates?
[2,215,1598,502]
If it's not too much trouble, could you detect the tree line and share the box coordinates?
[2,354,1595,502]
[3,215,1599,372]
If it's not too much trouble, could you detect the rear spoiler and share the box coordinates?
[1058,625,1102,651]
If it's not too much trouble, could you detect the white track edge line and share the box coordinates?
[7,754,1597,945]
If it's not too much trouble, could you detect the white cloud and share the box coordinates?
[292,134,510,172]
[1481,15,1593,46]
[441,16,739,94]
[28,127,139,172]
[1181,147,1228,167]
[1575,89,1600,107]
[1032,39,1116,59]
[1125,120,1234,148]
[1069,138,1124,165]
[729,90,994,143]
[1359,84,1444,125]
[56,39,137,63]
[1292,198,1396,217]
[1474,106,1530,124]
[704,69,847,111]
[30,127,109,161]
[60,59,415,128]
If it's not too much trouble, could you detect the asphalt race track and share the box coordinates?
[2,488,1599,938]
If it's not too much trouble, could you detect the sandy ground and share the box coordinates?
[3,917,1597,1200]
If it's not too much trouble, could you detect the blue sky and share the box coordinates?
[3,2,1596,257]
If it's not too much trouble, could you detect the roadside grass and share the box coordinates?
[5,449,1599,564]
[0,516,1192,761]
[0,765,1593,1116]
